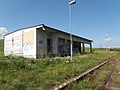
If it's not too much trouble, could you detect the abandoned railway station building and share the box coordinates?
[4,24,93,59]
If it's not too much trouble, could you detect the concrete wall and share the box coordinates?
[55,32,91,44]
[55,31,91,53]
[4,25,92,59]
[4,27,37,59]
[23,28,36,58]
[36,28,58,58]
[4,30,23,56]
[36,28,90,58]
[36,27,92,57]
[4,33,13,56]
[36,29,47,58]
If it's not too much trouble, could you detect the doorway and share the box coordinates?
[47,38,52,54]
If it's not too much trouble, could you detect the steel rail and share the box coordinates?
[50,60,109,90]
[100,64,116,90]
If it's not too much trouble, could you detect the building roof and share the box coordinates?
[4,24,93,42]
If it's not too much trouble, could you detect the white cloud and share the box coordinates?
[105,34,109,37]
[104,37,113,42]
[0,27,8,39]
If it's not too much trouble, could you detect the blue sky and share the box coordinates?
[0,0,120,48]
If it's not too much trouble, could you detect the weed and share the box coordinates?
[0,40,120,89]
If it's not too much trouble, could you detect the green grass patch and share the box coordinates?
[0,40,3,51]
[0,40,4,56]
[0,40,120,89]
[65,56,117,90]
[0,51,119,89]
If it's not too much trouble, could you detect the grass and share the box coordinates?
[0,40,3,51]
[0,51,119,90]
[65,55,118,90]
[0,40,120,89]
[106,59,120,88]
[0,40,4,56]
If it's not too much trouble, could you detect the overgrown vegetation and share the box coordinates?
[0,40,3,56]
[0,40,120,89]
[106,58,120,88]
[0,40,3,51]
[65,56,118,90]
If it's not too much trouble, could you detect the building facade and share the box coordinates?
[4,24,93,59]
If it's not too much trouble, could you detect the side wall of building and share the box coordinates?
[4,25,92,59]
[36,29,58,58]
[55,32,91,54]
[4,27,37,59]
[36,29,47,58]
[55,32,91,44]
[4,33,13,56]
[36,28,92,58]
[22,28,36,59]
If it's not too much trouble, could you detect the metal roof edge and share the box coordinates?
[4,24,93,42]
[4,24,44,36]
[44,25,93,42]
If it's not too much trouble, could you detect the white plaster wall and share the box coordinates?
[22,28,36,59]
[4,34,13,56]
[12,30,23,54]
[4,27,37,59]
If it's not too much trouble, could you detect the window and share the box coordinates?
[58,38,65,43]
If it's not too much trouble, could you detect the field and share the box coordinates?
[0,40,120,90]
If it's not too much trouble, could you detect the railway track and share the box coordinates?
[50,60,110,90]
[103,58,120,90]
[100,65,115,90]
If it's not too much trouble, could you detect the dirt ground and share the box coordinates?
[106,57,120,90]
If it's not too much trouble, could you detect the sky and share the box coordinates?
[0,0,120,48]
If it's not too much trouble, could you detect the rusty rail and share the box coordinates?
[100,64,116,90]
[50,60,109,90]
